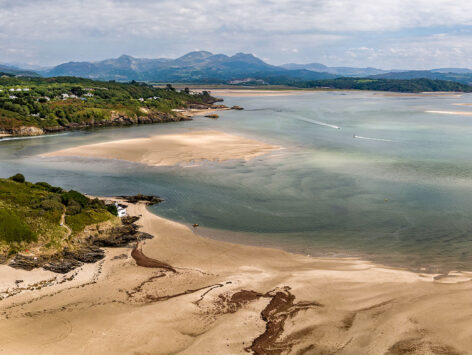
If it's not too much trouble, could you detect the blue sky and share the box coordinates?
[1,0,472,69]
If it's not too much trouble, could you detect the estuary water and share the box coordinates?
[2,91,472,272]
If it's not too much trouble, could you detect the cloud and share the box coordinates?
[0,0,472,67]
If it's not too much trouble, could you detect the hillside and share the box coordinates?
[370,71,472,85]
[281,63,389,77]
[0,175,115,262]
[0,76,219,136]
[0,64,40,77]
[291,77,472,93]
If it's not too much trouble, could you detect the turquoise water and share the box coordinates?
[2,91,472,272]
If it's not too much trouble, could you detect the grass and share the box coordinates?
[0,176,115,255]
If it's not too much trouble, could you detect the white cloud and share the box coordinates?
[1,0,472,67]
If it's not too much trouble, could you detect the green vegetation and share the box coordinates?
[283,77,472,93]
[0,76,217,133]
[0,209,36,244]
[0,175,115,255]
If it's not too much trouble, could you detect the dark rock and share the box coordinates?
[112,254,128,260]
[90,224,153,247]
[135,232,154,240]
[43,259,83,274]
[121,215,140,225]
[63,246,105,263]
[9,254,45,271]
[231,105,244,110]
[119,194,163,205]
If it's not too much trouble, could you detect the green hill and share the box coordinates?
[0,175,115,259]
[0,76,218,136]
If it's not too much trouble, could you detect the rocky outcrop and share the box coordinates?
[90,224,153,247]
[1,126,44,137]
[9,254,47,271]
[43,258,83,274]
[8,219,152,273]
[121,216,141,225]
[119,194,163,205]
[63,246,105,263]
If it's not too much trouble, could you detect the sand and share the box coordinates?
[42,130,280,167]
[209,89,309,97]
[426,110,472,116]
[1,201,472,354]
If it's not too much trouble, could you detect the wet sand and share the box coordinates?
[42,130,280,167]
[1,201,472,353]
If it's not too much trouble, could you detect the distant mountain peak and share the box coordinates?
[177,51,213,60]
[118,54,134,60]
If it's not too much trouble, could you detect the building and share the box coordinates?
[115,202,127,217]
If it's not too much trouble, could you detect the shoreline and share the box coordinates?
[0,105,232,139]
[1,199,472,353]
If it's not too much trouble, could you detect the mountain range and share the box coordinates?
[39,51,335,82]
[3,51,472,85]
[0,64,40,77]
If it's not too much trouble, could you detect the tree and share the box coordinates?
[9,173,25,183]
[70,86,85,96]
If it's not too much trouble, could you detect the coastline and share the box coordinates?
[0,105,232,139]
[1,200,472,353]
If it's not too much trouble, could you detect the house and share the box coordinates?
[61,93,69,99]
[9,95,17,99]
[115,202,127,217]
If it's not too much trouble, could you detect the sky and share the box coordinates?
[1,0,472,69]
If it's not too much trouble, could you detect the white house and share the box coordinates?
[115,202,127,217]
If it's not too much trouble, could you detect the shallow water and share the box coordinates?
[2,91,472,272]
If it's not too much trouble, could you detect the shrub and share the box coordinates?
[40,198,63,211]
[9,173,25,183]
[0,209,36,243]
[107,204,118,216]
[61,190,89,207]
[66,199,82,215]
[34,182,63,193]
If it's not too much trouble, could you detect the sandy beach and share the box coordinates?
[1,200,472,354]
[209,89,309,97]
[42,130,280,167]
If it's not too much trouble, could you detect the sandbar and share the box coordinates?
[426,110,472,116]
[42,130,279,166]
[210,89,309,97]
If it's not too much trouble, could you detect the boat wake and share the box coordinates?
[0,133,69,142]
[353,135,395,142]
[293,116,341,130]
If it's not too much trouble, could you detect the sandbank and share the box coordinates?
[1,200,472,353]
[209,89,309,97]
[426,110,472,116]
[42,130,279,167]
